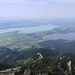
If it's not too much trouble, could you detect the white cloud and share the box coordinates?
[0,0,47,4]
[49,0,75,3]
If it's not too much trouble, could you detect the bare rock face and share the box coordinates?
[67,60,71,73]
[24,69,31,75]
[37,52,43,59]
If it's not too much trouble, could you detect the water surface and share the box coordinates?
[43,33,75,41]
[0,24,57,34]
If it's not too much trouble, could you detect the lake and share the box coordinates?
[43,33,75,41]
[0,24,57,34]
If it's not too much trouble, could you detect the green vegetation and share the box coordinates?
[0,20,75,75]
[16,56,75,75]
[0,38,75,64]
[0,31,43,50]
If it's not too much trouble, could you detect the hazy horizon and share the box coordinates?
[0,0,75,20]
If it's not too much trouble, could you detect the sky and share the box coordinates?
[0,0,75,20]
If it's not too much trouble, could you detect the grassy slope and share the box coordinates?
[0,31,43,50]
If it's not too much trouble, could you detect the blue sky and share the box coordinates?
[0,0,75,19]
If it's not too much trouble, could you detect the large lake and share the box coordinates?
[0,25,57,34]
[43,33,75,41]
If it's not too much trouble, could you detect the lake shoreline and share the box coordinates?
[0,24,58,34]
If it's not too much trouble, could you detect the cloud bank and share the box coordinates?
[49,0,75,3]
[0,0,75,4]
[0,0,47,4]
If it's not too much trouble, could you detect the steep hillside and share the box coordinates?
[17,56,75,75]
[0,47,19,62]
